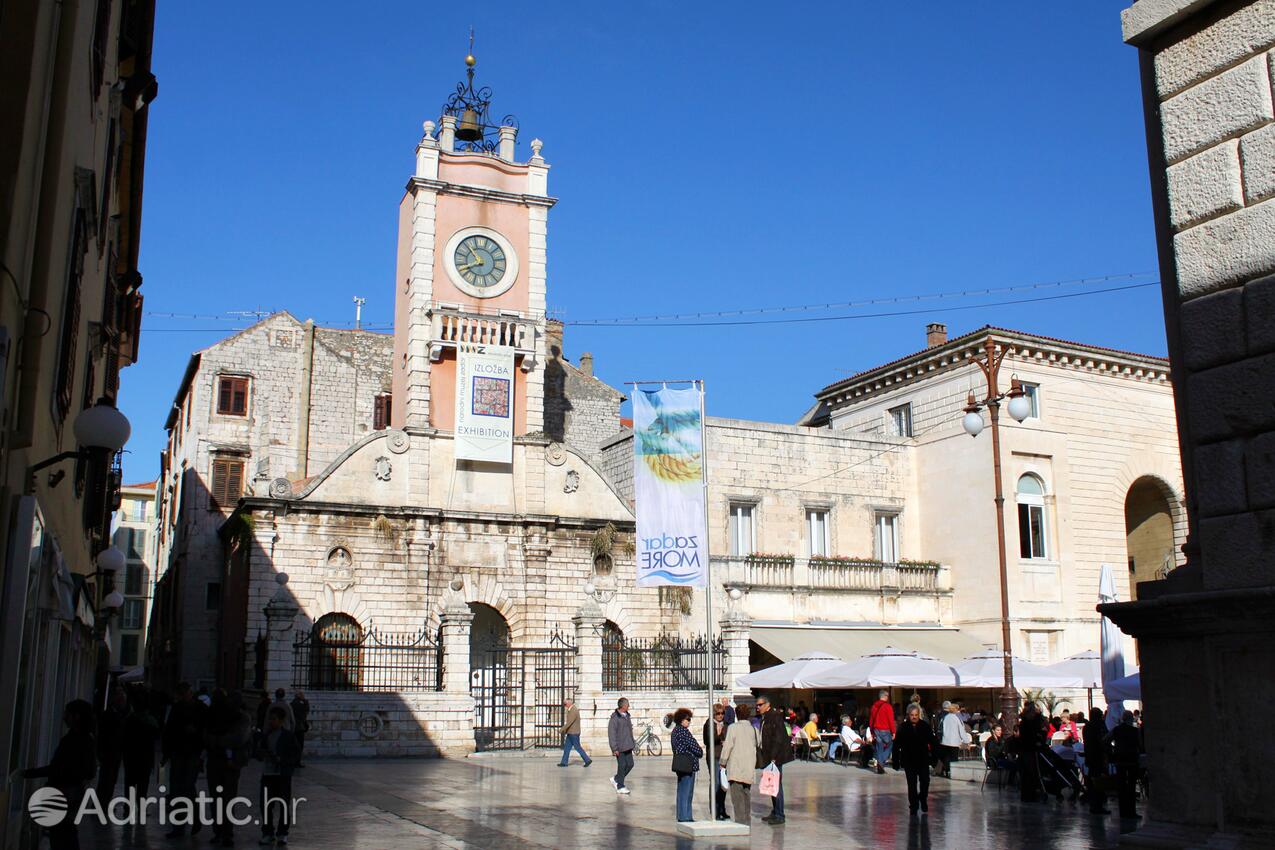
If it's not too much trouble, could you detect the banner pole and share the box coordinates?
[700,379,716,822]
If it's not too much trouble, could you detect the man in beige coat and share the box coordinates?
[557,697,592,767]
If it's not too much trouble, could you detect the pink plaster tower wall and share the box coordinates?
[390,116,552,435]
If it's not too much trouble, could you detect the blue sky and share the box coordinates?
[123,1,1159,482]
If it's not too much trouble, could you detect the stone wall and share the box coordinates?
[303,692,475,758]
[543,321,625,465]
[1110,2,1275,843]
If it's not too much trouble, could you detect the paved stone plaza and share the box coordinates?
[79,755,1141,849]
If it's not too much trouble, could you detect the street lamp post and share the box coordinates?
[960,336,1032,730]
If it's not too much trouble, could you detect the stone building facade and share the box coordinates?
[111,480,157,670]
[0,1,157,844]
[150,313,396,689]
[806,324,1184,668]
[1107,2,1275,845]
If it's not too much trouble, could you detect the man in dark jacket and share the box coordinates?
[1017,701,1047,803]
[257,705,301,844]
[290,691,311,767]
[24,700,97,850]
[755,695,792,826]
[96,688,129,800]
[1083,708,1111,814]
[1106,710,1143,819]
[162,682,207,837]
[607,698,635,794]
[895,705,937,815]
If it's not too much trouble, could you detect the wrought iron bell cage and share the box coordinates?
[442,54,517,154]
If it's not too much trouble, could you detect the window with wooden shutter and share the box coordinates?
[53,211,88,422]
[216,376,249,416]
[210,457,244,509]
[373,393,391,430]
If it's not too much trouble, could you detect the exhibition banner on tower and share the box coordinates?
[632,385,708,587]
[455,346,515,463]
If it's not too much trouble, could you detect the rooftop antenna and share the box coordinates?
[353,296,366,330]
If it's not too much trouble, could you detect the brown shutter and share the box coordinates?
[232,379,246,414]
[226,461,244,502]
[211,459,228,508]
[218,379,232,414]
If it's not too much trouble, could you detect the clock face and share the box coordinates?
[453,235,507,291]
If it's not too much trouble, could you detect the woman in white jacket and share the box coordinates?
[938,701,971,778]
[719,703,761,825]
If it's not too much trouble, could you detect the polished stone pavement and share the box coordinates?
[78,754,1142,849]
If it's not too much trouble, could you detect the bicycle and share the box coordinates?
[633,721,663,757]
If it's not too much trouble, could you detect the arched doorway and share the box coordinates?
[1125,477,1175,599]
[309,613,363,691]
[469,603,513,751]
[468,602,510,665]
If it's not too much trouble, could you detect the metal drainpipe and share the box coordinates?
[297,320,315,477]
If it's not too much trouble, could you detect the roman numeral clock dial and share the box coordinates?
[454,235,506,290]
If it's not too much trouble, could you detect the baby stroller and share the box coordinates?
[1034,747,1083,802]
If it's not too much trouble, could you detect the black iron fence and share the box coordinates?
[293,626,443,692]
[603,633,725,691]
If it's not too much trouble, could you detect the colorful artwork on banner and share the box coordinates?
[632,386,708,587]
[455,346,514,463]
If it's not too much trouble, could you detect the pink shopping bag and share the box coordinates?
[759,762,780,797]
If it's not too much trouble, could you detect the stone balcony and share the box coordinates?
[714,555,954,626]
[427,303,538,368]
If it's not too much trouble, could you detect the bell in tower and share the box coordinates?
[441,34,515,152]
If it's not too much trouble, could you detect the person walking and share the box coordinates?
[670,708,702,823]
[755,695,792,825]
[938,701,970,778]
[205,690,253,847]
[162,682,208,838]
[23,700,97,850]
[607,698,635,794]
[1106,709,1143,820]
[270,688,296,732]
[869,689,896,774]
[96,688,128,801]
[1083,708,1111,814]
[719,703,760,825]
[1017,701,1047,802]
[289,691,311,767]
[895,705,937,816]
[703,704,728,819]
[256,706,301,846]
[557,697,591,767]
[121,690,160,798]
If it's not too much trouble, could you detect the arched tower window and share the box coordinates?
[1016,474,1048,560]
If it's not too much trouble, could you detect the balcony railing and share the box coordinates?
[428,304,534,357]
[716,555,945,593]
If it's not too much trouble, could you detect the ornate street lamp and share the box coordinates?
[958,337,1032,730]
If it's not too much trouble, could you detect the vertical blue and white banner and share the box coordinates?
[633,386,708,587]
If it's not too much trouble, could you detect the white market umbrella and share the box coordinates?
[1049,650,1103,712]
[1099,564,1128,729]
[1105,671,1141,702]
[802,646,961,689]
[736,650,844,689]
[116,666,145,683]
[955,650,1085,689]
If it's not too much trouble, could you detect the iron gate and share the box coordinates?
[472,630,576,751]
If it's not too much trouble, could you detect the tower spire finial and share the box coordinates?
[465,27,476,68]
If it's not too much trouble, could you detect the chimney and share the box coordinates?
[926,322,947,347]
[579,352,594,376]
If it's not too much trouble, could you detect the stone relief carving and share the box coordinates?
[269,478,293,499]
[563,469,580,494]
[385,429,410,454]
[546,442,567,466]
[374,456,392,482]
[324,546,355,591]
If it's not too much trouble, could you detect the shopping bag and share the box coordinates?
[719,766,729,792]
[758,761,780,797]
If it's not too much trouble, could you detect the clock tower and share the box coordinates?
[391,51,553,438]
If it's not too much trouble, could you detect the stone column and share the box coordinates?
[1107,3,1275,844]
[572,602,605,751]
[262,573,299,694]
[439,589,474,698]
[720,611,752,703]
